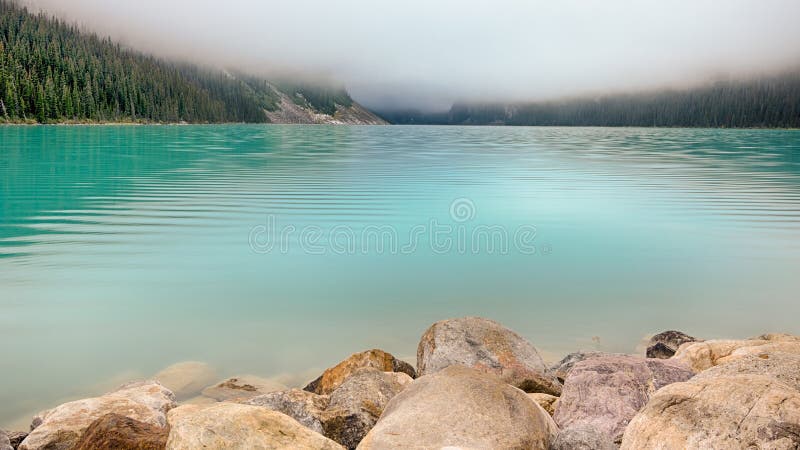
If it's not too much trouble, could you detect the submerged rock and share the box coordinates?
[417,316,562,395]
[243,389,330,435]
[550,426,617,450]
[201,375,286,401]
[357,365,558,449]
[165,403,343,450]
[527,393,558,416]
[72,414,169,450]
[19,380,175,450]
[153,361,217,400]
[321,368,412,449]
[645,330,698,359]
[621,374,800,449]
[304,349,415,396]
[553,354,693,443]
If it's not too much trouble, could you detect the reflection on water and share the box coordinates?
[1,125,799,426]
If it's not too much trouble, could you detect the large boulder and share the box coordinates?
[553,355,693,443]
[646,330,698,359]
[165,403,343,450]
[242,389,330,435]
[673,338,800,372]
[20,380,175,450]
[1,430,12,450]
[304,349,415,396]
[72,414,169,450]
[153,361,217,400]
[550,426,617,450]
[549,351,606,383]
[417,317,562,395]
[693,352,800,391]
[621,374,800,449]
[357,365,558,449]
[321,368,412,449]
[201,375,286,401]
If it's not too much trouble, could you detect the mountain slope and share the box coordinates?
[0,0,383,124]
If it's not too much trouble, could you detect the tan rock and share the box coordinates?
[621,375,800,449]
[165,403,343,450]
[693,351,800,391]
[417,316,562,395]
[673,338,800,373]
[201,375,286,401]
[20,381,174,450]
[304,349,415,396]
[72,413,169,450]
[357,365,558,449]
[153,361,217,399]
[528,393,558,415]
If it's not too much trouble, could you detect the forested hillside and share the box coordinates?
[0,0,360,123]
[382,72,800,128]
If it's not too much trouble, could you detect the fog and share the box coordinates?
[22,0,800,111]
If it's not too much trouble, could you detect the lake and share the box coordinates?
[1,125,799,428]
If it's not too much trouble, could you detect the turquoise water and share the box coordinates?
[1,125,800,427]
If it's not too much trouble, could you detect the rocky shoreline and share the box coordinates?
[3,317,799,449]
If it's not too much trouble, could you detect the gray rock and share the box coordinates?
[621,374,800,449]
[553,355,693,443]
[357,365,558,449]
[1,430,12,450]
[693,351,800,391]
[5,431,26,450]
[550,426,616,450]
[321,368,412,449]
[646,330,697,359]
[242,389,330,435]
[417,316,562,395]
[549,351,606,383]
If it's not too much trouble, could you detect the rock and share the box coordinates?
[20,380,175,450]
[71,414,169,450]
[549,351,606,383]
[528,393,558,416]
[1,430,12,450]
[693,352,800,391]
[153,361,217,399]
[417,316,562,395]
[646,330,698,359]
[672,338,800,372]
[553,354,693,443]
[180,395,217,406]
[754,333,800,342]
[321,368,412,449]
[304,349,415,396]
[550,426,617,450]
[357,365,558,449]
[242,389,330,435]
[621,374,800,449]
[165,403,343,450]
[5,431,26,450]
[201,375,286,401]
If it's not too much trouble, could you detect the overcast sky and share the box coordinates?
[23,0,800,110]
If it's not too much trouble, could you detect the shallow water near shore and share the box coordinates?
[1,125,800,427]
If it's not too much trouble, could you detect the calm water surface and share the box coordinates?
[1,125,799,427]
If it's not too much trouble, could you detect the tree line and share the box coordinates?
[380,72,800,128]
[0,0,353,123]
